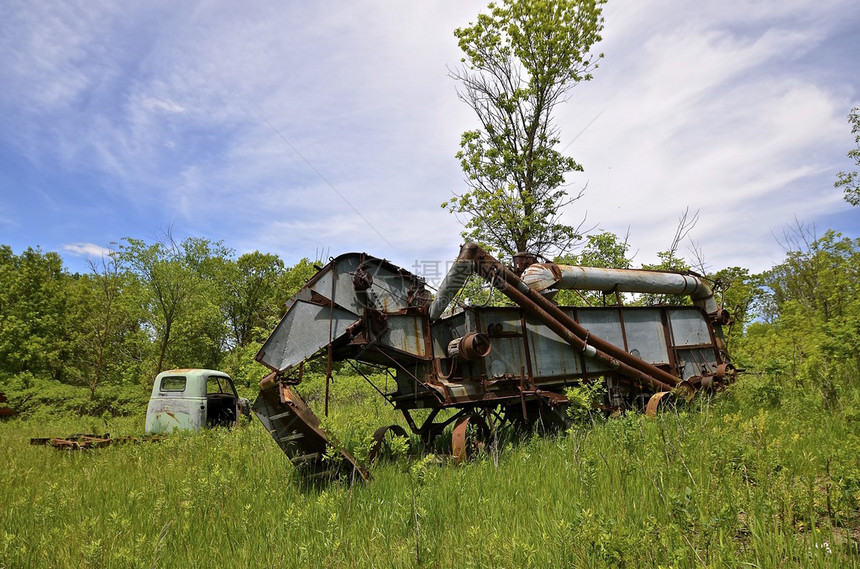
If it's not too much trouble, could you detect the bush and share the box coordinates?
[0,373,149,419]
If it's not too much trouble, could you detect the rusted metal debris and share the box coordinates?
[30,433,163,450]
[452,413,491,465]
[251,243,738,478]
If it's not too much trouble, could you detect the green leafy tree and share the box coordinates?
[443,0,605,258]
[114,235,231,375]
[566,230,632,270]
[763,229,858,323]
[0,246,70,381]
[66,257,147,397]
[708,266,764,348]
[835,106,860,206]
[175,237,234,368]
[278,258,318,304]
[224,257,317,386]
[223,252,286,348]
[737,228,860,386]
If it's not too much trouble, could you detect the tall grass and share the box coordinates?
[2,373,858,568]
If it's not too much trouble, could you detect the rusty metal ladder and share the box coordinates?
[253,384,368,482]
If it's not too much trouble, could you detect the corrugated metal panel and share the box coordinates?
[526,314,584,378]
[622,309,670,365]
[380,315,427,357]
[479,310,528,379]
[676,347,717,380]
[668,308,712,346]
[257,300,359,371]
[574,308,625,374]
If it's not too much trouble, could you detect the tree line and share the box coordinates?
[0,235,316,399]
[2,225,858,409]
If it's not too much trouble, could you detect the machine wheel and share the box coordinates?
[451,413,491,464]
[368,424,409,464]
[645,391,675,417]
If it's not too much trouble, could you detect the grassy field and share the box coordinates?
[2,373,859,568]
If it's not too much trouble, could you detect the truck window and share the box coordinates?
[207,376,232,395]
[160,376,186,392]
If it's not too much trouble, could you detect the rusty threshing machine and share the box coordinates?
[252,243,736,480]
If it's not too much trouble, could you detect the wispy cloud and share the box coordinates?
[138,96,186,114]
[63,242,113,258]
[557,0,858,271]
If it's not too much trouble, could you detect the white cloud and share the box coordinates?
[0,1,114,112]
[139,96,186,114]
[553,0,858,271]
[63,242,113,258]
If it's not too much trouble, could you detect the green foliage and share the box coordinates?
[221,343,270,390]
[444,0,605,258]
[566,230,632,269]
[762,229,859,323]
[711,266,764,339]
[0,237,309,403]
[222,251,285,347]
[2,373,149,418]
[65,258,149,395]
[0,246,70,380]
[564,377,606,427]
[446,274,518,309]
[835,106,860,206]
[114,235,234,375]
[739,229,860,388]
[277,258,319,312]
[4,217,860,566]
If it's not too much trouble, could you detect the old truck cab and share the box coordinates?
[145,369,250,434]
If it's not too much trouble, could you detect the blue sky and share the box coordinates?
[1,0,857,279]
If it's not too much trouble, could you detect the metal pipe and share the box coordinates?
[522,263,718,315]
[428,259,474,320]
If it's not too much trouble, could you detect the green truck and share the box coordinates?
[145,369,250,434]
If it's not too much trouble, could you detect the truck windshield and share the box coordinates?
[206,376,233,395]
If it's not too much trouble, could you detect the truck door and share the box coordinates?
[205,375,239,427]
